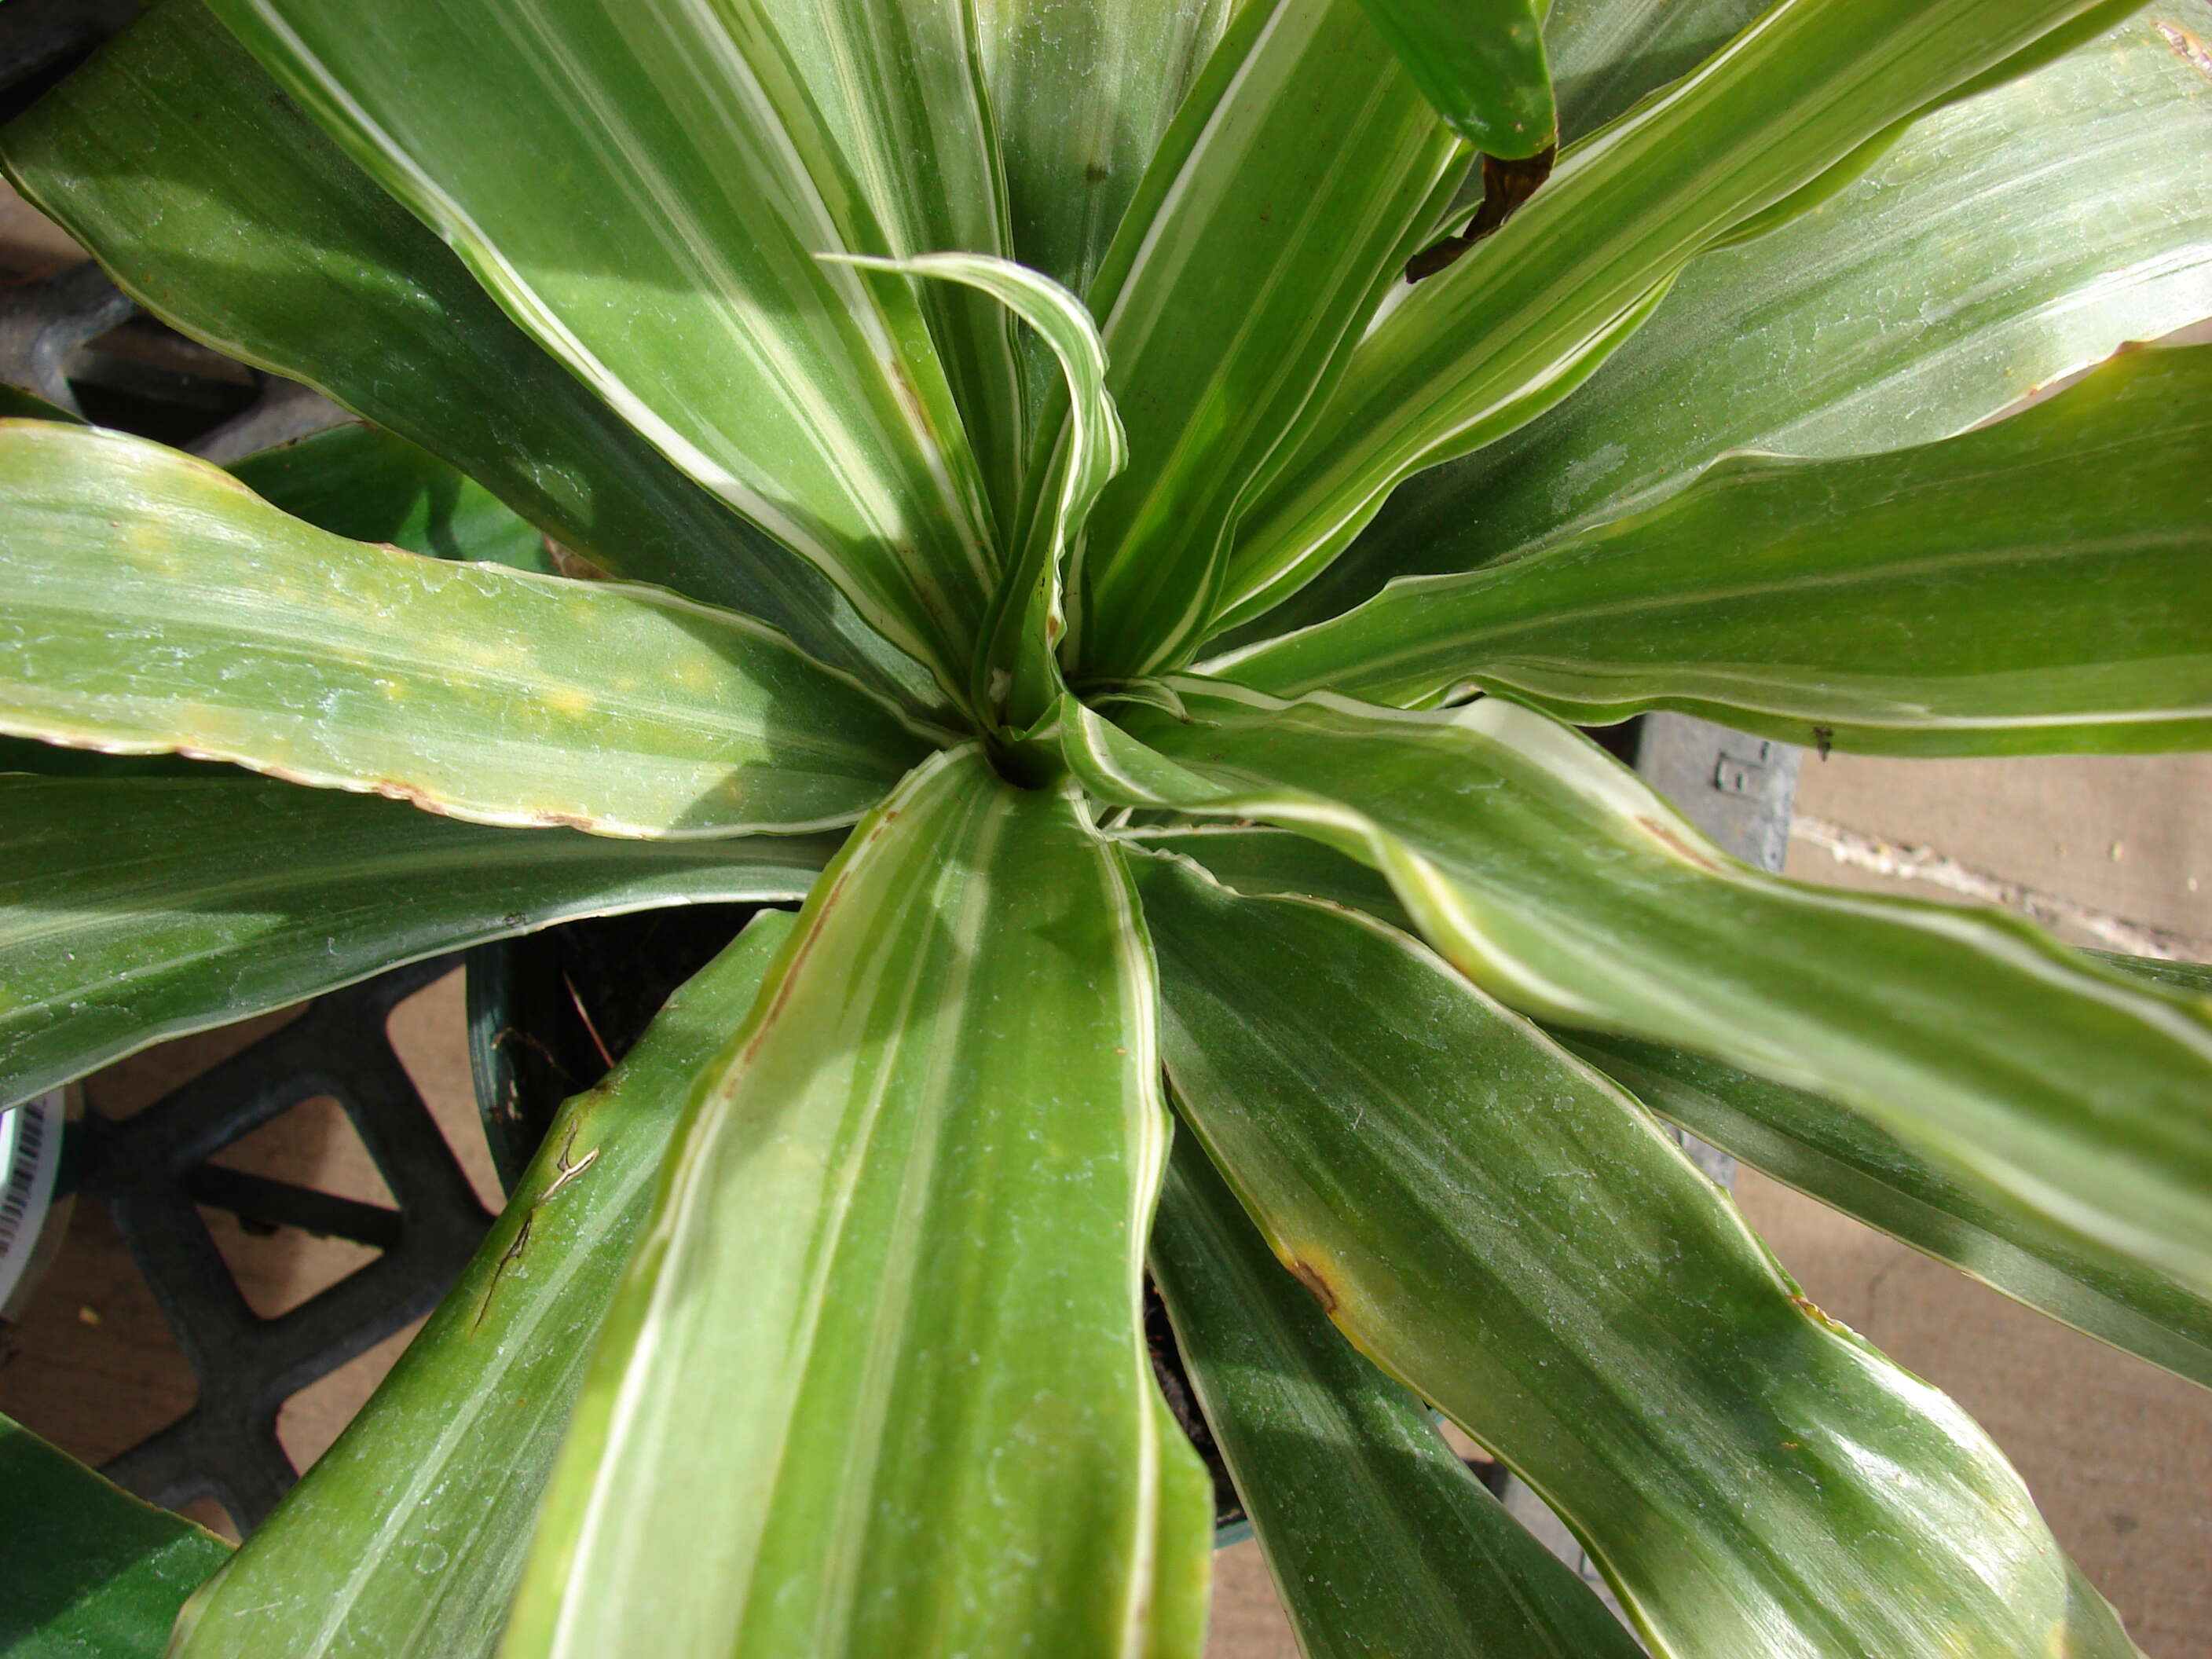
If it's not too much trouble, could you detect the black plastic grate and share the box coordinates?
[79,958,491,1531]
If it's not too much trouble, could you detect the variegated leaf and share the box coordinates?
[171,913,797,1659]
[1137,854,2138,1658]
[0,775,827,1111]
[502,749,1207,1659]
[1243,2,2212,638]
[0,423,937,837]
[974,0,1237,309]
[1221,0,2138,633]
[0,1,933,712]
[1568,1030,2212,1390]
[1216,342,2212,756]
[1544,0,1769,144]
[828,253,1124,729]
[1152,1128,1641,1658]
[749,2,1026,531]
[206,0,1000,699]
[1058,680,2212,1290]
[1069,0,1464,679]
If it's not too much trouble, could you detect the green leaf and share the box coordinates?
[0,1412,230,1658]
[1134,854,2138,1657]
[1068,0,1464,679]
[0,775,829,1111]
[1118,826,1414,929]
[1906,0,2156,119]
[974,0,1238,312]
[1218,341,2212,755]
[2097,951,2212,998]
[1142,1387,1215,1659]
[827,252,1123,729]
[1352,0,1552,156]
[1568,1030,2212,1390]
[229,424,551,573]
[0,423,937,837]
[170,911,796,1659]
[1059,680,2212,1290]
[1240,2,2212,638]
[0,1,930,713]
[1221,0,2144,629]
[769,2,1027,533]
[0,385,83,425]
[0,739,225,781]
[200,0,998,701]
[1544,0,1768,145]
[1150,1130,1643,1659]
[502,748,1207,1659]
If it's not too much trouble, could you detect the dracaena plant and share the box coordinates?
[3,0,2211,1653]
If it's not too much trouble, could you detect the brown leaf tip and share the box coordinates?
[1287,1258,1340,1314]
